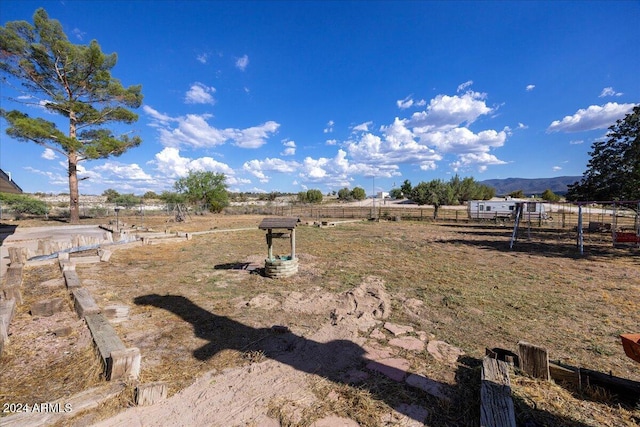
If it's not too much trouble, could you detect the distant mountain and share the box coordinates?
[480,176,582,196]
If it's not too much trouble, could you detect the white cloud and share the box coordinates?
[418,127,507,155]
[569,139,584,145]
[235,54,249,71]
[243,158,300,183]
[150,147,234,179]
[397,96,414,110]
[196,53,208,64]
[457,80,473,92]
[281,140,296,156]
[526,84,535,92]
[599,87,623,97]
[517,123,528,130]
[450,153,507,173]
[72,28,86,41]
[547,102,636,133]
[346,119,442,172]
[325,139,338,145]
[94,162,153,181]
[185,82,216,105]
[24,167,68,186]
[324,120,335,133]
[232,121,280,148]
[552,166,562,171]
[145,106,279,149]
[143,105,174,123]
[41,148,56,160]
[352,121,373,132]
[406,91,492,130]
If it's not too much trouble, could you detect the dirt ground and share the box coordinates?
[1,214,639,426]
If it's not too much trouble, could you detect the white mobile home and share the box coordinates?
[468,199,547,220]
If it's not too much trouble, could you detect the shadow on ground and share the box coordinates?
[134,294,595,426]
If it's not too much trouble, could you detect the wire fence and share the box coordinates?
[1,200,638,234]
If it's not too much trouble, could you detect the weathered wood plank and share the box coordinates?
[71,288,101,318]
[2,285,23,305]
[30,297,66,317]
[85,313,133,380]
[8,247,28,264]
[0,298,17,355]
[63,269,82,289]
[110,347,141,380]
[84,313,125,360]
[103,304,129,323]
[3,264,23,287]
[518,341,550,380]
[136,382,168,406]
[550,361,640,406]
[481,356,516,427]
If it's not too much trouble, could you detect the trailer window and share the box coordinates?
[486,206,491,211]
[527,204,536,212]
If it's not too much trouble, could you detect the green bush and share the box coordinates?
[0,193,49,215]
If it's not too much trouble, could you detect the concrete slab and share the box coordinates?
[1,225,108,279]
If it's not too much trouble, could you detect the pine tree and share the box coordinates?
[1,8,143,223]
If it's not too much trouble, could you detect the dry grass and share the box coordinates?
[1,214,639,425]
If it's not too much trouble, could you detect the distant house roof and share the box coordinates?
[0,169,23,194]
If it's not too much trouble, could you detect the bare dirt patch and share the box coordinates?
[1,215,639,426]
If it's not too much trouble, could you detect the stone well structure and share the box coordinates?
[258,217,299,278]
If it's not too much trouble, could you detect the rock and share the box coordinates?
[383,403,429,426]
[384,322,414,336]
[341,369,370,384]
[369,328,386,340]
[310,416,360,427]
[389,336,424,351]
[52,325,73,337]
[426,340,464,364]
[406,374,450,400]
[366,358,410,382]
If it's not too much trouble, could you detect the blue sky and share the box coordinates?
[1,1,639,196]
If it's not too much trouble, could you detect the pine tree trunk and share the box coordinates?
[69,152,80,224]
[68,111,80,224]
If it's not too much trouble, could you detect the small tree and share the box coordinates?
[541,189,561,202]
[410,179,451,218]
[0,9,143,223]
[142,191,159,199]
[508,190,525,199]
[102,189,120,202]
[306,189,323,204]
[112,193,141,208]
[400,179,413,198]
[337,187,352,201]
[389,188,403,200]
[174,170,229,213]
[351,187,366,201]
